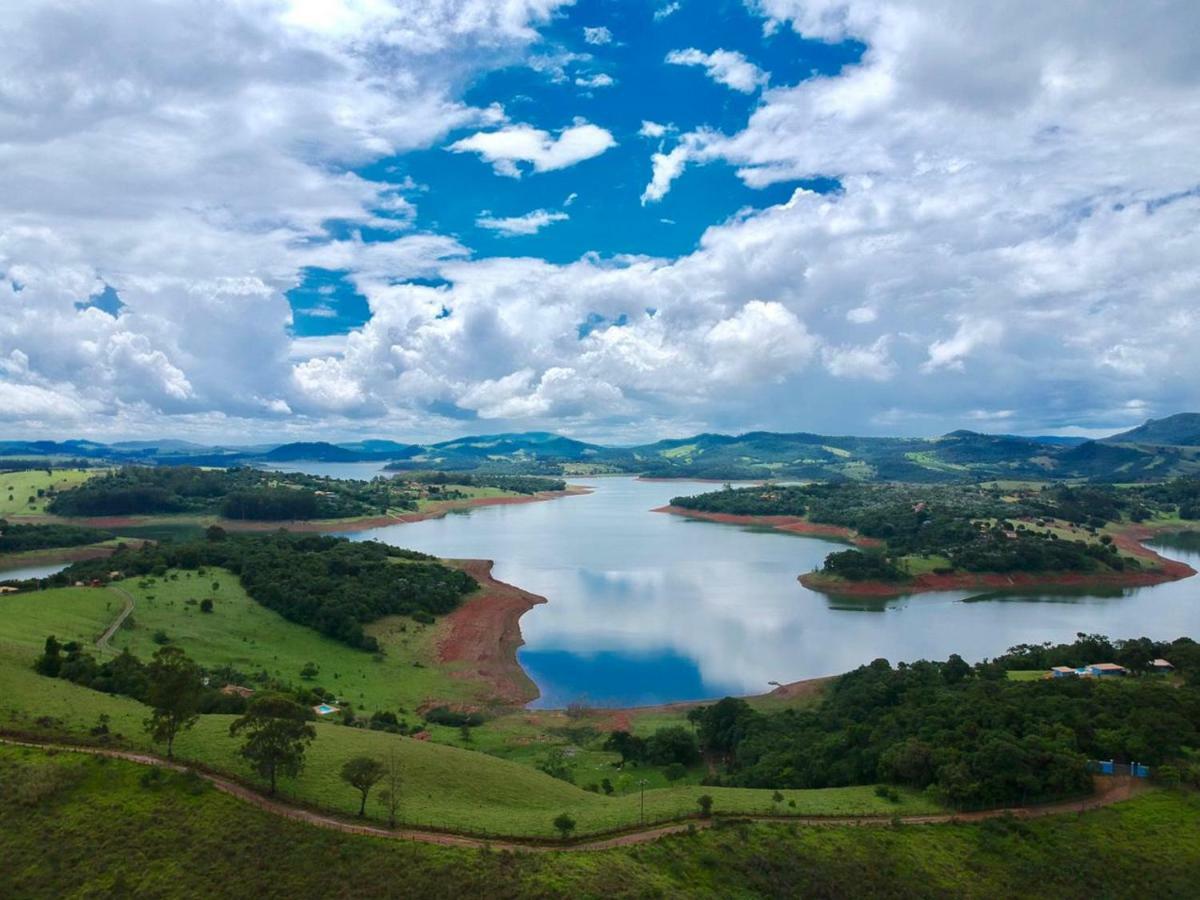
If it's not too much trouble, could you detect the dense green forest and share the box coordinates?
[51,533,476,650]
[45,467,413,519]
[0,520,112,553]
[688,636,1200,809]
[404,472,567,494]
[673,480,1200,580]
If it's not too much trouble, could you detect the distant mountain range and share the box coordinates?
[4,413,1200,483]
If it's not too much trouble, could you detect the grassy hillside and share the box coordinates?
[102,568,485,713]
[3,745,1199,899]
[0,586,937,838]
[0,468,99,517]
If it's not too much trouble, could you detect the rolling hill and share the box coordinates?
[4,415,1200,483]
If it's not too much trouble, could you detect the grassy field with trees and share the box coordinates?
[0,584,935,839]
[2,744,1199,899]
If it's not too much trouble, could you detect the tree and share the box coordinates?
[199,598,214,614]
[143,645,203,758]
[229,694,316,795]
[34,635,63,677]
[376,749,402,828]
[603,730,646,765]
[645,725,699,766]
[553,812,576,840]
[205,524,227,542]
[299,661,319,680]
[340,755,385,817]
[697,794,713,817]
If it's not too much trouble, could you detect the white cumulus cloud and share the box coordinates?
[665,48,768,93]
[448,121,616,177]
[476,209,570,236]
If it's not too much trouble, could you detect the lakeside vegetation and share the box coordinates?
[673,480,1200,584]
[0,520,113,554]
[45,466,409,520]
[684,635,1200,808]
[51,532,476,651]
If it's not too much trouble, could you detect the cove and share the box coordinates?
[346,477,1200,709]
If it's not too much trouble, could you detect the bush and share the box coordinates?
[553,812,576,840]
[664,763,687,781]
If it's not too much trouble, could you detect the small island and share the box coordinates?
[665,480,1200,596]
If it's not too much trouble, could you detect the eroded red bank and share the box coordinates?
[655,505,1196,598]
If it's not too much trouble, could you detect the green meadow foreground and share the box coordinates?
[0,583,937,839]
[3,745,1200,899]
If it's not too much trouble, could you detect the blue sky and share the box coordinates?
[289,0,857,338]
[3,1,1199,442]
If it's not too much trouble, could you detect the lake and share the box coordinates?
[0,561,70,581]
[344,477,1200,708]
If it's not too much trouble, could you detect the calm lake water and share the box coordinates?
[0,562,69,581]
[339,477,1200,709]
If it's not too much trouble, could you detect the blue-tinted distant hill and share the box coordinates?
[1101,413,1200,447]
[4,415,1200,482]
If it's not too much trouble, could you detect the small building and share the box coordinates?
[0,585,19,594]
[220,684,255,698]
[1150,658,1175,673]
[1050,666,1077,678]
[1087,663,1127,677]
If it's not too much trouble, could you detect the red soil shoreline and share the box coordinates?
[655,505,1197,599]
[435,559,547,706]
[652,505,879,546]
[0,544,119,571]
[800,523,1198,598]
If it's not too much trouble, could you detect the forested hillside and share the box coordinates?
[53,533,476,650]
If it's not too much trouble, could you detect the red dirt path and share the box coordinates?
[0,736,1150,852]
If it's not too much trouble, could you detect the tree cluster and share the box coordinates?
[56,533,476,651]
[689,636,1200,809]
[0,520,113,553]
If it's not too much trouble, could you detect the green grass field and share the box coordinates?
[0,468,100,517]
[3,744,1198,899]
[102,568,484,714]
[0,584,940,839]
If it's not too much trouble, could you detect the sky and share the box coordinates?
[1,0,1199,444]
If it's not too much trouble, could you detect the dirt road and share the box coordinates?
[0,736,1148,853]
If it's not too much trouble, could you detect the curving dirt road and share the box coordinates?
[96,586,135,651]
[0,736,1148,853]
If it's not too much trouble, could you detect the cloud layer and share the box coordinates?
[2,0,1199,441]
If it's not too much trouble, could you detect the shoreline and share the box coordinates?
[652,505,879,546]
[655,505,1197,599]
[801,521,1198,597]
[435,559,546,706]
[12,486,592,535]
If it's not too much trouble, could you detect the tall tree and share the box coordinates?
[229,694,316,795]
[340,755,385,817]
[376,749,402,828]
[143,645,203,758]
